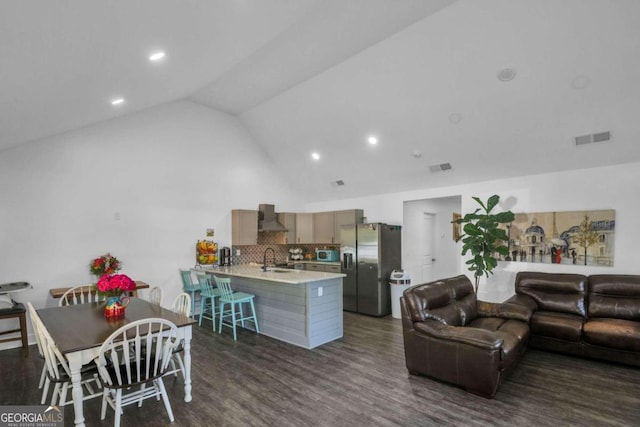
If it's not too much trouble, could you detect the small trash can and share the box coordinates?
[389,270,411,319]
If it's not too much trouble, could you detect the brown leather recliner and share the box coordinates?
[400,275,532,398]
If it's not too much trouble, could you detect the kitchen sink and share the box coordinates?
[265,268,293,273]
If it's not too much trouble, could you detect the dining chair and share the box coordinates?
[197,273,220,332]
[215,276,259,341]
[59,284,106,306]
[95,318,179,427]
[179,269,201,318]
[148,286,163,306]
[32,304,102,407]
[26,302,51,404]
[165,293,191,380]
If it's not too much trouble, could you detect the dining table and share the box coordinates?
[37,297,196,427]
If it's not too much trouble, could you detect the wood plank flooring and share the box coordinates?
[1,312,639,426]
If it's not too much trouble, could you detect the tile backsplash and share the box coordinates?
[232,232,338,265]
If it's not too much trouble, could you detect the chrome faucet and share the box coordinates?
[262,247,275,272]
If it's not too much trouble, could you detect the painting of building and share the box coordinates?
[501,210,615,266]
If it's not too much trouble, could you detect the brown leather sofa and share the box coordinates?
[505,272,640,367]
[400,275,532,398]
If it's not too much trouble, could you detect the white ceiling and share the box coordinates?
[2,0,640,201]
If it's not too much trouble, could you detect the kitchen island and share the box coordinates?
[200,265,344,349]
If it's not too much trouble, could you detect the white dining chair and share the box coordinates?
[95,318,178,427]
[26,302,50,404]
[33,304,102,407]
[148,286,163,306]
[59,284,106,306]
[165,293,191,380]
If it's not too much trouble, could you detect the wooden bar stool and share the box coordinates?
[0,302,28,357]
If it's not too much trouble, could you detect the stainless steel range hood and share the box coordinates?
[258,204,287,232]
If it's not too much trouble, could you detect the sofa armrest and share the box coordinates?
[477,300,533,322]
[413,320,504,350]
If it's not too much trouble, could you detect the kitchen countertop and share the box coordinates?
[199,264,345,285]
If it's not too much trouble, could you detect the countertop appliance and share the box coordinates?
[340,223,401,316]
[316,249,339,262]
[219,247,231,266]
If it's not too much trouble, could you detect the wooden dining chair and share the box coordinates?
[95,318,178,427]
[165,293,191,380]
[214,276,259,341]
[148,286,163,306]
[32,303,102,407]
[59,284,106,306]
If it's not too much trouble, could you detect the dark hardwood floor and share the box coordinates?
[2,312,639,426]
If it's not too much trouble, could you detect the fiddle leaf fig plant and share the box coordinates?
[454,195,515,293]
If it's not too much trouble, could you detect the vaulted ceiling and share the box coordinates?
[2,0,640,201]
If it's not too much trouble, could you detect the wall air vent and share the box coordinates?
[429,163,452,173]
[574,131,611,146]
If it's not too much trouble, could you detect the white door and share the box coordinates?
[420,213,435,283]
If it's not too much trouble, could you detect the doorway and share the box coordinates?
[402,196,462,284]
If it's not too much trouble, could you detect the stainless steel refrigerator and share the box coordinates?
[340,223,402,316]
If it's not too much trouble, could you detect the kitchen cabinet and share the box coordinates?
[334,209,364,241]
[296,262,341,272]
[313,211,335,243]
[295,213,314,244]
[232,209,258,245]
[278,212,297,244]
[306,263,323,272]
[313,209,364,244]
[324,264,341,273]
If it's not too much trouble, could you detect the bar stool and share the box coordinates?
[214,276,259,341]
[197,274,220,332]
[0,299,28,357]
[179,270,201,318]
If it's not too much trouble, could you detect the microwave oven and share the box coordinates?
[316,249,339,262]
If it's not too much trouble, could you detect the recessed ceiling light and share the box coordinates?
[149,51,166,62]
[448,113,462,124]
[411,150,422,158]
[311,152,320,160]
[497,67,517,82]
[571,75,590,90]
[111,98,125,106]
[368,136,378,145]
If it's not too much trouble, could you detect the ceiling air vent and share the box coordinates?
[574,131,611,146]
[429,163,452,173]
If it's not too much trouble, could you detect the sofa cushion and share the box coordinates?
[588,275,640,321]
[530,311,584,342]
[444,275,477,325]
[515,272,588,318]
[468,317,529,370]
[583,318,640,352]
[403,282,462,326]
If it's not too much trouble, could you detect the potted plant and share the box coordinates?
[454,195,515,293]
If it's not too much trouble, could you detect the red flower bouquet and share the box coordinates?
[90,253,121,276]
[95,274,136,297]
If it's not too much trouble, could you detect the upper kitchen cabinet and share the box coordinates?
[277,212,297,244]
[314,209,364,244]
[334,209,364,240]
[313,211,335,243]
[295,213,314,244]
[232,209,258,245]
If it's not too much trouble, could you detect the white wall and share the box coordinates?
[306,161,640,302]
[0,100,302,348]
